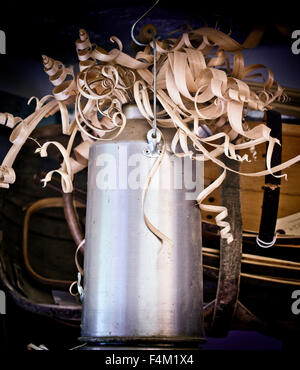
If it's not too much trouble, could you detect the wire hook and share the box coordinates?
[131,0,160,46]
[132,1,160,154]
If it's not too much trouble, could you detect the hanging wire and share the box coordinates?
[131,0,160,47]
[150,29,157,138]
[131,0,159,139]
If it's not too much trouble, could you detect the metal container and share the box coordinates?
[80,105,204,345]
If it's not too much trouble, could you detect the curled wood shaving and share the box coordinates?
[0,98,59,188]
[42,55,77,102]
[1,26,299,246]
[0,112,22,128]
[35,141,74,193]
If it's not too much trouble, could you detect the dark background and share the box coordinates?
[0,0,300,99]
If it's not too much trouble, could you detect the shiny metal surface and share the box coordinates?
[81,107,204,343]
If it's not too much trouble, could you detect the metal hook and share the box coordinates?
[142,28,161,157]
[131,0,160,46]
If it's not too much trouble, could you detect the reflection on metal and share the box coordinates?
[80,106,204,345]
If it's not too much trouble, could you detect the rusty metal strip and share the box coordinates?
[211,155,243,336]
